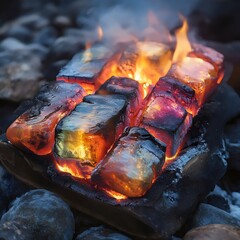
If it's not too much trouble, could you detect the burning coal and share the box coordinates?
[6,14,224,199]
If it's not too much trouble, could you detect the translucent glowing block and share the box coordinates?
[55,94,128,166]
[140,93,192,157]
[57,46,111,94]
[156,76,199,115]
[6,82,86,155]
[169,57,218,105]
[96,76,143,125]
[91,127,165,197]
[191,43,224,72]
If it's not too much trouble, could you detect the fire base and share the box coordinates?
[0,84,240,239]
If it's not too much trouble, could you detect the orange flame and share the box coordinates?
[97,26,103,41]
[104,189,127,201]
[55,161,92,180]
[173,16,192,63]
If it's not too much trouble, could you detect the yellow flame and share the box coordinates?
[104,189,127,201]
[173,16,192,63]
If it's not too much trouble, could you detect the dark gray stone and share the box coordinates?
[33,26,58,47]
[54,16,72,29]
[2,25,31,43]
[49,36,85,61]
[0,189,75,240]
[14,14,49,30]
[0,165,29,218]
[27,43,49,61]
[224,116,240,171]
[184,224,240,240]
[205,193,230,212]
[0,50,43,101]
[0,220,33,240]
[189,204,240,229]
[0,38,26,51]
[76,226,132,240]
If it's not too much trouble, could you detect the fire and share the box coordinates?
[173,17,192,63]
[97,26,103,41]
[55,161,92,180]
[104,189,127,201]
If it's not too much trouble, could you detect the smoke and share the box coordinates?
[78,0,200,47]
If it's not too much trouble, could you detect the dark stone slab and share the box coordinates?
[0,84,239,239]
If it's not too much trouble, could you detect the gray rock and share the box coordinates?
[189,203,240,229]
[0,50,43,102]
[49,36,84,61]
[27,43,49,60]
[14,14,49,30]
[205,193,230,212]
[54,16,72,28]
[0,189,75,240]
[184,224,240,240]
[2,25,31,43]
[0,38,26,51]
[0,165,30,218]
[0,220,33,240]
[224,116,240,171]
[33,26,57,47]
[75,226,132,240]
[64,28,85,38]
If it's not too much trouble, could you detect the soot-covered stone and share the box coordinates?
[0,189,74,240]
[57,46,111,94]
[6,81,85,155]
[55,94,128,166]
[91,127,165,197]
[140,92,192,157]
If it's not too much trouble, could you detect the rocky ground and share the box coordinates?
[0,0,240,239]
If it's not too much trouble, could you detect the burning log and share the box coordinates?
[140,92,192,157]
[6,81,85,155]
[57,46,111,94]
[91,127,165,197]
[96,76,143,125]
[55,94,128,167]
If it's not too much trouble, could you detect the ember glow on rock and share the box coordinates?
[6,18,225,199]
[91,127,165,197]
[6,82,86,155]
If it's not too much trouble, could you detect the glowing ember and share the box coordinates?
[55,94,128,166]
[92,127,165,197]
[170,57,219,104]
[6,82,85,155]
[140,93,192,157]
